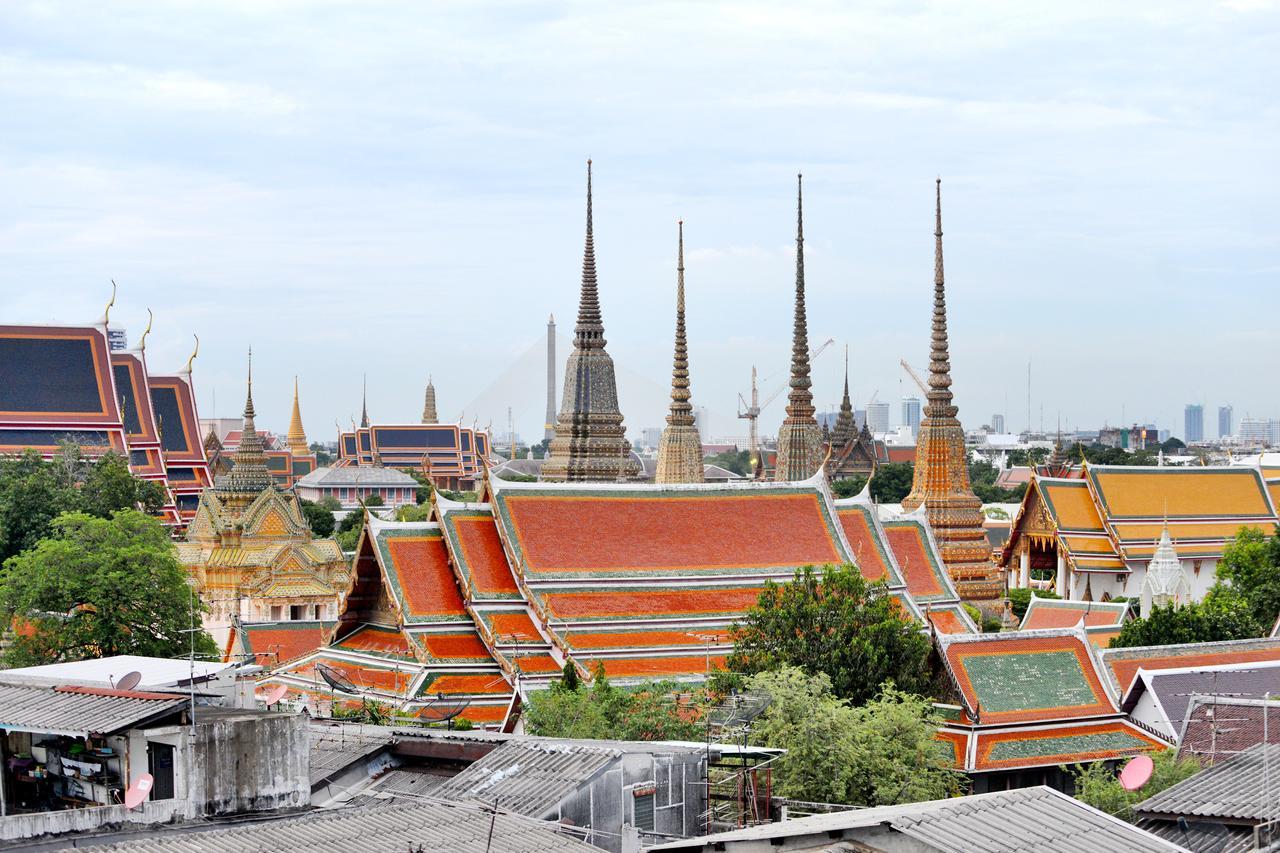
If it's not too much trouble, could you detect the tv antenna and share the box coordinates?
[417,692,471,729]
[316,662,359,695]
[258,683,289,707]
[114,671,142,691]
[123,773,154,810]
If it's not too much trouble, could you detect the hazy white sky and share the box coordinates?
[2,1,1276,443]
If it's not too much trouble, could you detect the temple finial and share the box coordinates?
[287,375,308,455]
[182,334,200,375]
[572,158,605,349]
[244,347,255,419]
[655,217,702,484]
[774,171,822,482]
[98,280,117,327]
[137,308,154,353]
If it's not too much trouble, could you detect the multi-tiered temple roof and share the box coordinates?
[543,161,638,483]
[250,468,979,728]
[901,180,998,601]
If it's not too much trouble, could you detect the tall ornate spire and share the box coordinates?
[542,161,639,483]
[902,179,998,601]
[656,220,703,484]
[422,376,438,424]
[215,348,274,497]
[774,173,823,481]
[287,376,308,455]
[360,374,369,428]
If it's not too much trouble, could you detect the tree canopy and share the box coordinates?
[727,564,932,704]
[747,667,959,805]
[0,447,167,564]
[1110,598,1261,649]
[703,449,753,476]
[523,664,700,742]
[1207,526,1280,630]
[0,509,218,666]
[299,499,336,537]
[1006,587,1060,621]
[868,462,914,503]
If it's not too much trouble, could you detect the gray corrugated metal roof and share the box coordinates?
[433,738,622,818]
[346,768,449,807]
[1136,742,1280,823]
[650,786,1187,852]
[309,723,394,786]
[0,682,188,736]
[78,800,596,852]
[1137,818,1253,853]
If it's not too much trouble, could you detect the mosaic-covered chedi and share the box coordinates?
[245,473,978,728]
[901,180,1000,601]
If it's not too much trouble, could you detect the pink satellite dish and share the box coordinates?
[115,671,143,691]
[1119,755,1154,790]
[259,684,288,706]
[124,773,154,809]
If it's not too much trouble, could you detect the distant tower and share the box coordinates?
[901,180,998,601]
[286,376,308,455]
[830,347,855,448]
[544,315,557,443]
[360,374,370,428]
[656,221,704,484]
[422,376,438,424]
[542,161,639,482]
[774,173,823,482]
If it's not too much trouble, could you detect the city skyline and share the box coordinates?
[3,2,1276,443]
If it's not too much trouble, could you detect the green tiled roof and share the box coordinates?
[965,650,1099,713]
[988,729,1151,762]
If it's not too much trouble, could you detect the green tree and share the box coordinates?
[727,564,932,704]
[0,510,218,666]
[336,508,366,551]
[0,450,80,563]
[1207,526,1280,629]
[869,462,914,504]
[1071,750,1200,821]
[1006,587,1061,621]
[318,495,342,512]
[396,503,432,522]
[831,476,868,499]
[748,667,960,805]
[363,494,384,507]
[524,664,700,741]
[299,499,336,537]
[79,452,168,518]
[1111,599,1261,649]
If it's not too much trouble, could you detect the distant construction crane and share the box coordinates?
[738,338,835,462]
[900,359,929,396]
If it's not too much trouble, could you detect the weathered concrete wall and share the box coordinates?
[187,711,310,816]
[0,798,193,842]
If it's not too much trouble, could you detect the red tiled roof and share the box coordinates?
[884,524,946,599]
[235,622,332,666]
[936,730,968,768]
[836,506,892,582]
[452,514,519,596]
[1022,603,1127,631]
[927,609,969,635]
[564,628,731,650]
[512,655,562,674]
[1104,644,1280,696]
[485,611,542,642]
[886,446,916,463]
[423,633,494,660]
[542,587,765,620]
[586,655,727,679]
[501,492,843,574]
[426,674,510,695]
[336,624,412,657]
[385,536,467,619]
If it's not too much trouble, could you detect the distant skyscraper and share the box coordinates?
[1218,405,1233,439]
[1184,404,1204,443]
[991,413,1006,434]
[1240,418,1280,447]
[866,401,890,436]
[853,408,867,431]
[901,397,922,438]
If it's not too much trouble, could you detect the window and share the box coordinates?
[632,786,656,831]
[290,604,305,620]
[270,605,282,621]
